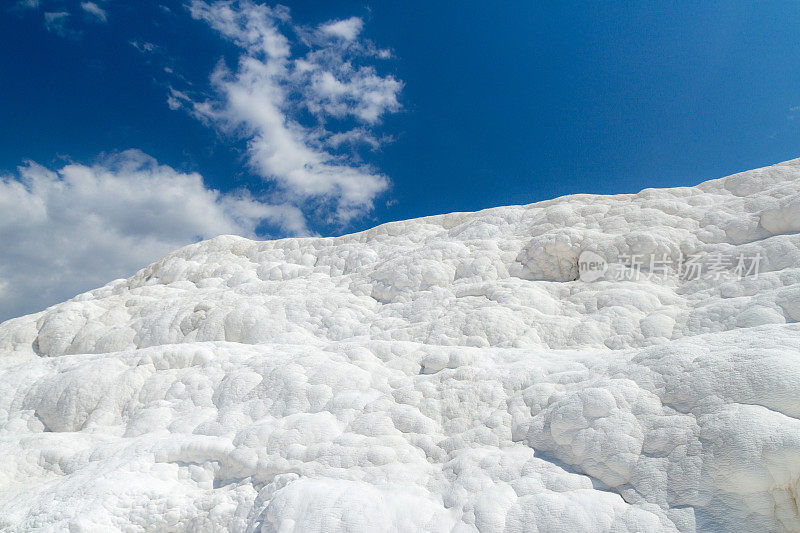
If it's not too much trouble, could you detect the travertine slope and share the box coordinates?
[2,159,800,531]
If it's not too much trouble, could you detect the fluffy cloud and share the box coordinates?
[320,17,363,41]
[182,1,402,225]
[0,150,306,321]
[0,2,402,320]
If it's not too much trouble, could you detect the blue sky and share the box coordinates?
[2,0,800,319]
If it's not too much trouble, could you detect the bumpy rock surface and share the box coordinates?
[2,160,800,531]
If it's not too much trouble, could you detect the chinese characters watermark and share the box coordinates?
[578,250,762,282]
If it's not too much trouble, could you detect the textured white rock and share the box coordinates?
[2,159,800,531]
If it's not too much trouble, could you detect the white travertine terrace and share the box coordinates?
[2,159,800,531]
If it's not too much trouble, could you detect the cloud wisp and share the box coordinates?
[178,1,403,226]
[80,1,107,22]
[0,150,306,321]
[43,11,82,38]
[13,0,108,38]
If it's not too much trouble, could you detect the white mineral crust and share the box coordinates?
[3,159,800,531]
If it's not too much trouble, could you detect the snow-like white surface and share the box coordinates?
[2,159,800,531]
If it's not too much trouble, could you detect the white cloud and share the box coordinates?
[43,11,81,38]
[18,1,109,37]
[15,0,40,9]
[0,2,402,320]
[130,40,158,54]
[184,1,402,225]
[325,129,384,150]
[167,87,188,110]
[0,149,307,321]
[320,16,363,41]
[81,1,107,22]
[12,0,108,35]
